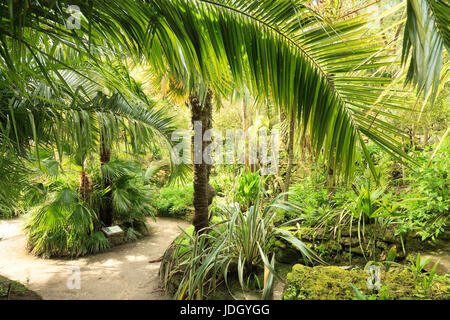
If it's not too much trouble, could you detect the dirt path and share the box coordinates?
[0,217,189,300]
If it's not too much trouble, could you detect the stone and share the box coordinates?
[422,256,450,276]
[349,246,365,256]
[274,246,302,264]
[339,237,360,247]
[283,264,450,300]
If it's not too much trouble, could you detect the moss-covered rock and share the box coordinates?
[283,264,450,300]
[283,265,369,300]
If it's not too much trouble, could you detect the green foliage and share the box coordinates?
[210,168,235,197]
[0,153,31,218]
[397,144,449,240]
[99,160,156,230]
[25,187,109,258]
[234,170,268,212]
[150,183,194,218]
[288,169,332,223]
[292,177,328,211]
[278,140,449,264]
[160,188,322,300]
[408,253,440,296]
[23,159,155,257]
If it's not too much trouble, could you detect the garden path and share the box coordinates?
[0,217,189,299]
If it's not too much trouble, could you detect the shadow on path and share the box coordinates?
[0,217,189,300]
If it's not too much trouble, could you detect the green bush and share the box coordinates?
[396,144,449,241]
[24,159,156,257]
[234,170,268,211]
[160,189,323,300]
[150,183,194,217]
[25,187,109,258]
[98,160,156,237]
[210,169,234,197]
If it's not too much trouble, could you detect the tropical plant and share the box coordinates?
[402,0,450,105]
[408,253,439,296]
[25,186,109,258]
[409,253,430,278]
[234,170,268,212]
[96,159,156,237]
[23,157,157,257]
[1,0,422,235]
[160,185,323,300]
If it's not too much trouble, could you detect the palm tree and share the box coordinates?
[0,32,180,226]
[60,62,180,227]
[2,0,421,231]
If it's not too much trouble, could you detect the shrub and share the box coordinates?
[150,183,194,217]
[160,189,323,300]
[234,170,268,211]
[25,187,109,257]
[97,160,156,236]
[24,159,156,257]
[396,144,449,241]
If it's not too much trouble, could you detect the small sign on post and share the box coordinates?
[101,226,123,237]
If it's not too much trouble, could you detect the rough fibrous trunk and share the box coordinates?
[79,171,92,202]
[99,130,113,227]
[190,91,216,233]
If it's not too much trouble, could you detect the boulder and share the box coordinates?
[283,264,450,300]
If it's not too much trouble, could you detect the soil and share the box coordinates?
[0,217,189,300]
[0,275,42,300]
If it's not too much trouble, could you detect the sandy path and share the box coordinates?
[0,217,189,300]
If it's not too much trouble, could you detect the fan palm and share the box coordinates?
[0,33,181,227]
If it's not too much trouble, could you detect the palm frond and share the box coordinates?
[402,0,449,104]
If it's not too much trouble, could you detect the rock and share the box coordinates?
[349,246,365,256]
[296,227,328,241]
[340,237,360,247]
[339,265,354,270]
[108,233,125,247]
[379,226,401,244]
[339,228,359,238]
[422,256,450,276]
[283,264,449,300]
[274,246,302,264]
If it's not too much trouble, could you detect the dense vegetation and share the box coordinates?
[0,0,449,300]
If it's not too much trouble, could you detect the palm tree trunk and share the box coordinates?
[79,170,92,202]
[99,130,113,227]
[284,108,295,201]
[190,91,215,233]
